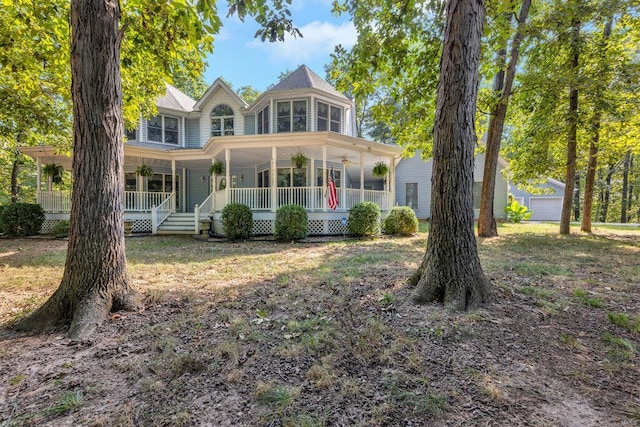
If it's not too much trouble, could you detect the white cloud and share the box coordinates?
[247,21,357,65]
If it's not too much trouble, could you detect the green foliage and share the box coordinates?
[372,161,389,177]
[221,203,253,241]
[0,203,45,237]
[607,312,640,333]
[290,152,309,168]
[274,204,308,241]
[42,163,65,185]
[504,200,532,223]
[209,161,224,175]
[573,288,604,308]
[51,220,70,238]
[383,206,418,236]
[136,164,154,178]
[236,85,261,104]
[347,202,381,237]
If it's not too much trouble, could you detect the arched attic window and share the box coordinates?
[211,104,234,136]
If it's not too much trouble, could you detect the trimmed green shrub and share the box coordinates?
[384,206,419,236]
[347,202,381,237]
[0,203,45,237]
[275,204,308,241]
[51,220,70,238]
[221,203,253,240]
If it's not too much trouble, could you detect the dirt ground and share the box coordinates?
[0,225,638,426]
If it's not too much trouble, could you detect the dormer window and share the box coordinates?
[277,100,307,133]
[317,102,341,132]
[211,104,234,136]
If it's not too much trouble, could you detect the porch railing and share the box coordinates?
[364,189,390,210]
[37,191,174,213]
[37,191,71,212]
[124,191,172,212]
[202,187,390,212]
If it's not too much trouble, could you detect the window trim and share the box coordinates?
[317,101,342,133]
[211,104,235,137]
[406,183,418,210]
[277,99,307,133]
[257,105,270,134]
[147,114,180,145]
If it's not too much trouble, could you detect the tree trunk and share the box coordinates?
[478,0,531,238]
[581,17,612,232]
[621,149,631,223]
[560,19,580,235]
[581,133,599,232]
[599,163,615,222]
[411,0,490,310]
[10,152,20,204]
[15,0,141,339]
[573,172,580,221]
[628,154,634,221]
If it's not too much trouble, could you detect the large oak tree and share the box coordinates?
[14,0,299,338]
[410,0,490,309]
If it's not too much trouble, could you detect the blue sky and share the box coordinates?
[203,0,357,91]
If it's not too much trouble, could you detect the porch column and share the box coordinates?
[389,155,395,210]
[171,160,176,210]
[359,151,365,204]
[182,167,186,212]
[322,145,327,212]
[225,148,230,205]
[36,158,41,194]
[342,162,346,211]
[310,157,315,210]
[271,146,277,212]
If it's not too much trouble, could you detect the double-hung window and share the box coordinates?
[257,105,269,134]
[148,115,179,145]
[317,102,341,132]
[406,183,418,209]
[211,104,234,136]
[277,100,306,132]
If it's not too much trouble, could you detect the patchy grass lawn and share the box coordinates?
[0,223,639,426]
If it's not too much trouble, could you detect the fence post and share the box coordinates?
[194,204,200,234]
[151,205,158,234]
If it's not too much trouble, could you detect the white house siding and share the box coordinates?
[244,115,256,135]
[395,154,433,219]
[199,89,246,146]
[186,118,200,148]
[473,153,509,219]
[394,152,508,220]
[510,179,565,221]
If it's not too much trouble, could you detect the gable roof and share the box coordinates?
[193,78,248,111]
[157,83,197,112]
[268,65,349,100]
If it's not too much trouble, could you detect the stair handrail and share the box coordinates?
[151,192,176,234]
[198,191,215,220]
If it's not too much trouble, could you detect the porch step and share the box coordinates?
[156,212,197,235]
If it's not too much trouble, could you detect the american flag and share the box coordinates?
[327,167,338,210]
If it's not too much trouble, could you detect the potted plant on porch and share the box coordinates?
[209,160,225,176]
[135,164,154,178]
[43,163,65,188]
[372,161,389,178]
[291,151,309,169]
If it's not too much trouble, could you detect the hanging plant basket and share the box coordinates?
[372,161,389,178]
[136,164,154,178]
[43,163,64,185]
[291,151,309,169]
[209,160,225,175]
